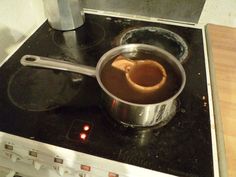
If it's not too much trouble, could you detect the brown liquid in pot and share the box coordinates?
[128,61,164,87]
[100,53,182,104]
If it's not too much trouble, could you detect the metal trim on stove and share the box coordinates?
[0,132,177,177]
[84,9,197,26]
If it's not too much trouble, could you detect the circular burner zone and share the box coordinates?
[7,67,80,112]
[119,27,189,63]
[52,21,105,50]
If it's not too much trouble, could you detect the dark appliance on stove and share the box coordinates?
[0,13,218,177]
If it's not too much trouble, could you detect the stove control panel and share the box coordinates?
[0,132,174,177]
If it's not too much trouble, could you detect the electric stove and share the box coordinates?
[0,13,219,177]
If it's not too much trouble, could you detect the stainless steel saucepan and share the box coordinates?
[21,44,186,128]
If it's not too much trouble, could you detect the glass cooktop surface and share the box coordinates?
[0,14,214,177]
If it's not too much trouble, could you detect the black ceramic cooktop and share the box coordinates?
[0,14,214,177]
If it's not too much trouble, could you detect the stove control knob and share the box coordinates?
[10,153,21,163]
[77,173,90,177]
[57,166,65,176]
[6,170,16,177]
[33,160,42,170]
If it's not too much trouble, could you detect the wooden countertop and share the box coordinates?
[207,24,236,177]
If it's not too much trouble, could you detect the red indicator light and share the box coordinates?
[80,133,87,140]
[112,100,116,108]
[108,172,119,177]
[81,164,91,171]
[83,125,90,131]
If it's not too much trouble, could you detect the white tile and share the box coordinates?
[0,0,46,62]
[199,0,236,27]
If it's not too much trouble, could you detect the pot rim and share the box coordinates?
[96,43,186,106]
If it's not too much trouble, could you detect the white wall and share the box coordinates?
[0,0,46,62]
[199,0,236,27]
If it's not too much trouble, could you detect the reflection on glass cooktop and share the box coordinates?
[0,14,213,177]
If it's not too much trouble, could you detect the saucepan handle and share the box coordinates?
[21,55,97,77]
